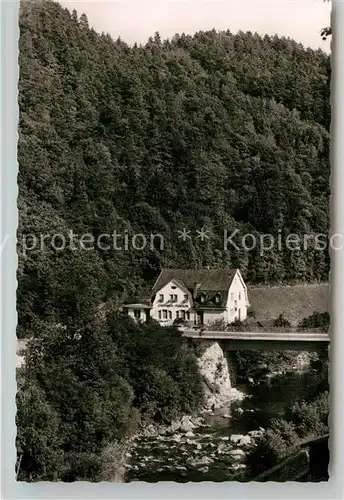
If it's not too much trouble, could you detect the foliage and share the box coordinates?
[16,315,203,481]
[235,348,296,379]
[247,391,329,475]
[286,390,329,438]
[273,313,291,328]
[299,311,330,330]
[247,419,299,474]
[16,382,65,481]
[320,27,332,40]
[247,309,256,319]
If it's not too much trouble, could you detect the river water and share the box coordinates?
[126,368,327,482]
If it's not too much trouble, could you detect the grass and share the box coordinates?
[248,283,329,327]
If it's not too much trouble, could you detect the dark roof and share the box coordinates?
[152,268,238,293]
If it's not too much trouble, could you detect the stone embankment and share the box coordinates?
[197,341,245,409]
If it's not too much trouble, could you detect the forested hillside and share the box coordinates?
[18,0,330,335]
[16,0,331,482]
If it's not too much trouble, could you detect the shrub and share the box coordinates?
[247,392,329,477]
[17,314,204,481]
[247,420,299,474]
[287,391,329,438]
[273,313,291,328]
[298,311,330,330]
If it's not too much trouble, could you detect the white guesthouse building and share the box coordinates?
[124,268,250,327]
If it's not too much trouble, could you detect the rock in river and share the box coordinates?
[185,431,195,438]
[230,434,244,444]
[248,429,264,439]
[230,434,252,446]
[229,449,246,459]
[170,420,181,432]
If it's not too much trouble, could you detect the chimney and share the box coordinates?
[193,283,201,300]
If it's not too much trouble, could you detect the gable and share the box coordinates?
[228,270,246,293]
[152,279,193,306]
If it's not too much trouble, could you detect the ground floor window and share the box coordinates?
[134,309,141,320]
[176,310,190,321]
[161,310,172,320]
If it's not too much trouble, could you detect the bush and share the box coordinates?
[273,313,291,328]
[298,311,330,330]
[16,314,204,481]
[247,309,256,319]
[247,392,329,476]
[287,391,329,438]
[247,419,299,474]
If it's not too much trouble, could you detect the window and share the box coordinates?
[158,311,162,319]
[170,294,177,302]
[180,310,185,320]
[176,311,179,319]
[184,294,188,301]
[200,293,207,303]
[169,311,172,319]
[171,285,177,290]
[159,294,164,302]
[134,309,141,320]
[239,292,241,300]
[163,310,168,319]
[215,292,222,304]
[186,311,190,320]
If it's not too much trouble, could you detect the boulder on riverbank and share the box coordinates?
[185,431,195,438]
[229,463,247,471]
[229,448,246,459]
[180,415,196,432]
[230,433,253,447]
[248,429,264,439]
[230,434,244,444]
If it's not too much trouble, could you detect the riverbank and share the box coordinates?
[125,405,265,482]
[124,367,327,482]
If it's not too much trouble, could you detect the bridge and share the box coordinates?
[182,329,330,351]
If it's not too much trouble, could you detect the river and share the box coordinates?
[125,368,327,482]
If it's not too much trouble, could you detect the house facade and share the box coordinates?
[149,268,250,327]
[122,303,152,323]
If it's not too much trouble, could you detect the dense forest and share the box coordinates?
[16,315,203,481]
[16,0,330,482]
[17,0,330,338]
